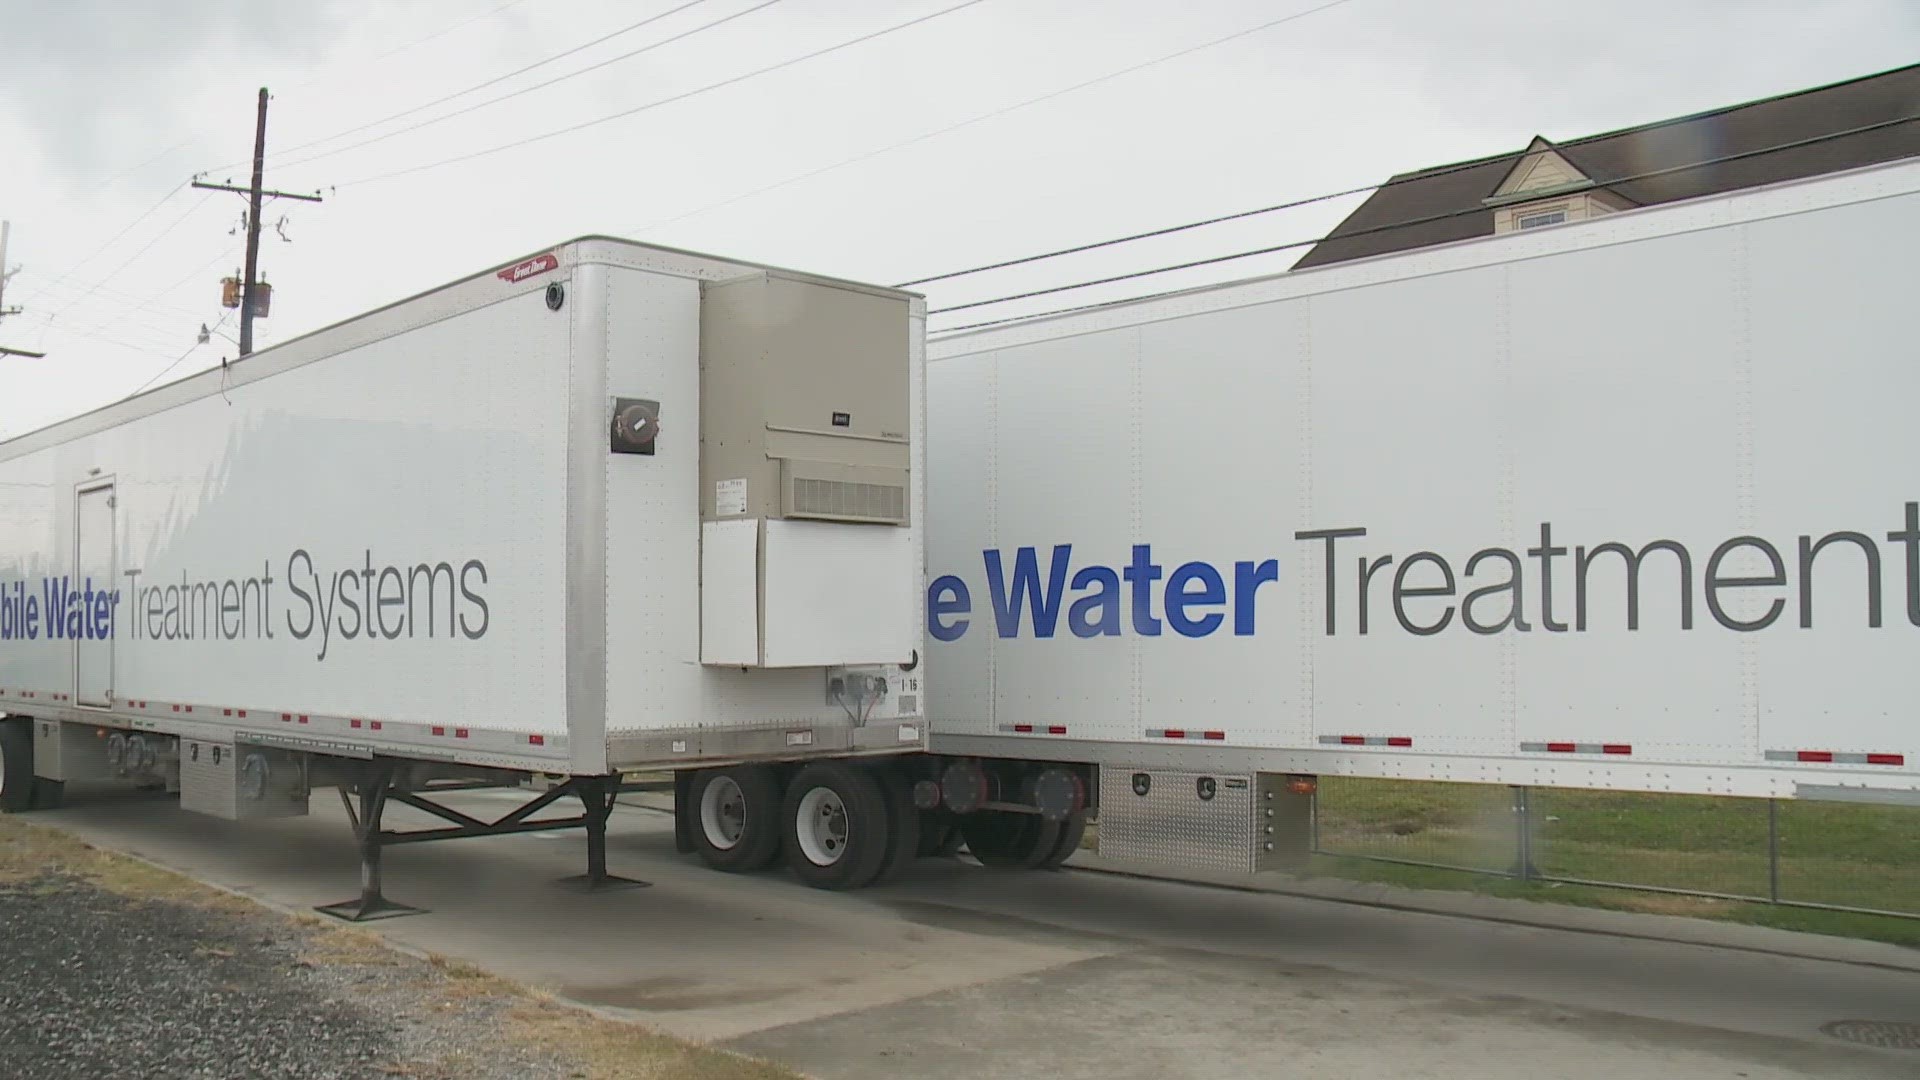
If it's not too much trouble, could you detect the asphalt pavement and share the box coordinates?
[32,784,1920,1080]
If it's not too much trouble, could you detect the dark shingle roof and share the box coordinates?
[1292,63,1920,270]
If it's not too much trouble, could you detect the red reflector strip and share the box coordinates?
[1547,742,1576,753]
[370,721,383,731]
[1163,729,1187,739]
[1048,725,1068,735]
[237,710,247,718]
[1202,731,1225,741]
[349,719,363,729]
[455,728,469,739]
[1014,724,1034,733]
[1771,749,1904,766]
[297,715,309,724]
[1603,744,1633,755]
[282,713,291,721]
[171,705,179,713]
[1318,735,1412,748]
[432,726,446,736]
[529,734,545,746]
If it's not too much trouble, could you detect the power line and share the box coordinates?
[127,310,232,398]
[258,0,715,171]
[927,112,1920,329]
[631,0,1361,237]
[31,3,539,229]
[899,59,1920,290]
[338,0,991,188]
[29,240,243,345]
[283,0,538,95]
[13,183,188,307]
[40,192,215,327]
[273,0,769,176]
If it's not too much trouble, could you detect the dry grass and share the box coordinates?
[0,812,252,911]
[0,813,802,1080]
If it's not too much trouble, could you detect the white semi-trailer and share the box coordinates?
[894,157,1920,875]
[10,162,1920,903]
[0,238,931,915]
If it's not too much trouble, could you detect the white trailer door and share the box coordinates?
[74,482,114,707]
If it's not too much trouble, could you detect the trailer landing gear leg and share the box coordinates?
[317,761,423,922]
[559,775,649,894]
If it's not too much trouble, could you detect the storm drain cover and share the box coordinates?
[1820,1020,1920,1050]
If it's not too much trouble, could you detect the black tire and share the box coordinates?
[782,760,891,890]
[960,810,1061,869]
[869,768,921,886]
[1037,811,1088,870]
[688,765,783,872]
[31,778,65,812]
[0,718,35,813]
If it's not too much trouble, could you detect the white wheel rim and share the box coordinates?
[699,776,748,851]
[795,786,849,867]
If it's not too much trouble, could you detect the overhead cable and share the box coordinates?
[899,61,1920,289]
[631,0,1360,236]
[260,0,720,171]
[928,112,1920,330]
[337,0,991,188]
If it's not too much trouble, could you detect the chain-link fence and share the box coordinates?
[1311,778,1920,920]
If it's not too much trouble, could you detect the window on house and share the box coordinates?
[1516,208,1568,230]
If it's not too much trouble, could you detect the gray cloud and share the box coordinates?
[0,0,348,175]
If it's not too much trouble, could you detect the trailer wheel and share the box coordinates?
[869,768,921,886]
[690,766,783,872]
[1037,811,1088,870]
[960,810,1060,869]
[782,761,890,890]
[0,718,35,813]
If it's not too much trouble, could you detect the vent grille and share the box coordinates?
[790,478,906,523]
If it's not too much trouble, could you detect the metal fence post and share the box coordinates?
[1511,785,1534,880]
[1768,798,1781,904]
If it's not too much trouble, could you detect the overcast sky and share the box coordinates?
[1,0,1916,435]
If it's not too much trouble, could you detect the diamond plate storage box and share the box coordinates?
[1097,768,1310,873]
[180,739,309,821]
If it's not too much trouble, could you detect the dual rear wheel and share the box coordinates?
[686,759,1082,888]
[687,760,915,891]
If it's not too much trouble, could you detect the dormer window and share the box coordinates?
[1484,136,1636,235]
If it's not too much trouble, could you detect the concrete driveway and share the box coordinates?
[34,785,1920,1080]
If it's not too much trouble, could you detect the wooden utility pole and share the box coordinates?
[192,88,322,356]
[0,220,42,358]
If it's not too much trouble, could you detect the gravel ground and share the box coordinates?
[0,872,579,1080]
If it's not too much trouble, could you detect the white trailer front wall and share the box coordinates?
[926,160,1920,798]
[0,285,572,759]
[599,264,927,752]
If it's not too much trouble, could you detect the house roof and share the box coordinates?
[1291,62,1920,270]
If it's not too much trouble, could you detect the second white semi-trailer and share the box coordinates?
[895,155,1920,876]
[0,237,931,915]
